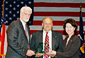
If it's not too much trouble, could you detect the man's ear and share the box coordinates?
[42,23,43,27]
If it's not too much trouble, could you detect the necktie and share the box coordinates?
[25,24,29,43]
[25,24,30,49]
[44,32,49,58]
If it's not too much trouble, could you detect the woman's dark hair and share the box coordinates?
[63,18,77,32]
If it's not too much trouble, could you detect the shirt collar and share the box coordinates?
[43,29,51,34]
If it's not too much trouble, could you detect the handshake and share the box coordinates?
[26,50,57,57]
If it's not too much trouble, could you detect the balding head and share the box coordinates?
[42,17,53,32]
[42,17,53,23]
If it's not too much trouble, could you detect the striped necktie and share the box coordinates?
[44,32,49,58]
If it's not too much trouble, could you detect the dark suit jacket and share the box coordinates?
[56,35,80,58]
[30,30,63,58]
[6,19,31,58]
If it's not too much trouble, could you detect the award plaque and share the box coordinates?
[36,43,51,54]
[36,43,44,54]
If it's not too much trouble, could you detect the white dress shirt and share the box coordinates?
[43,30,52,58]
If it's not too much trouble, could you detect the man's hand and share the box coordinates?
[35,53,43,57]
[46,50,56,57]
[26,49,35,57]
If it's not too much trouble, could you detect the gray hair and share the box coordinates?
[20,6,32,13]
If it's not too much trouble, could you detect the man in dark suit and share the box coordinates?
[6,6,35,58]
[30,17,63,58]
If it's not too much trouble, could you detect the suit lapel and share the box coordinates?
[39,31,43,43]
[66,35,75,48]
[18,19,29,44]
[52,31,57,50]
[26,24,30,43]
[66,39,72,48]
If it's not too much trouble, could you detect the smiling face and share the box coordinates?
[42,17,53,32]
[65,23,75,36]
